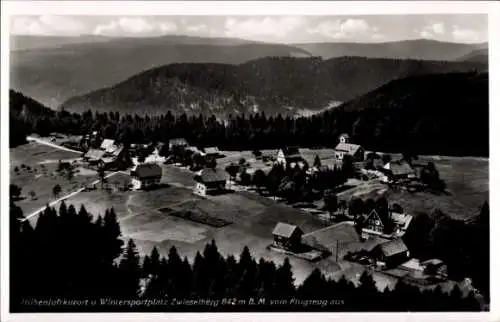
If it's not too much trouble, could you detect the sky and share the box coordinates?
[9,14,488,44]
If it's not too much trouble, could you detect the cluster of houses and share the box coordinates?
[82,138,132,171]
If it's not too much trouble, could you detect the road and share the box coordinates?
[21,171,122,222]
[26,136,82,154]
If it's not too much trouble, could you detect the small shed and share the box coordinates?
[272,222,303,250]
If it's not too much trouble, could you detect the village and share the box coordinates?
[11,129,464,293]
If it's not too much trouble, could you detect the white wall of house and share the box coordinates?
[194,182,207,196]
[276,150,286,165]
[131,177,160,190]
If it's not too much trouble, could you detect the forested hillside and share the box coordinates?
[60,56,485,117]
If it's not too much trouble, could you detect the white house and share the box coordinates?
[334,134,365,162]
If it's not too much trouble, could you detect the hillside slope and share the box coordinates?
[9,90,55,147]
[10,38,311,108]
[456,48,488,64]
[293,39,487,61]
[328,72,488,156]
[60,56,486,118]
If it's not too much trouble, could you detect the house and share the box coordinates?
[102,146,132,170]
[169,138,189,149]
[83,149,106,166]
[131,164,162,190]
[390,212,413,237]
[194,168,228,196]
[383,161,416,182]
[100,139,115,151]
[360,209,386,238]
[272,222,303,251]
[203,147,220,158]
[144,148,166,164]
[334,134,365,162]
[370,238,409,268]
[422,259,448,278]
[276,146,303,167]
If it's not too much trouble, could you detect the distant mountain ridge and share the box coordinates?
[10,35,487,109]
[293,39,488,61]
[59,56,486,118]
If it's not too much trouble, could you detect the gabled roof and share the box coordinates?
[169,138,188,146]
[204,147,219,154]
[200,168,227,183]
[272,222,303,238]
[384,161,415,176]
[280,146,301,157]
[334,142,362,155]
[362,209,385,227]
[391,212,413,230]
[134,163,162,179]
[100,139,115,150]
[339,133,350,139]
[110,145,124,156]
[84,149,106,160]
[377,238,408,257]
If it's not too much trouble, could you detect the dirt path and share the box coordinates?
[22,171,122,222]
[26,136,82,154]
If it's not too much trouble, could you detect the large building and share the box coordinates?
[334,134,365,162]
[194,168,227,196]
[131,164,162,190]
[272,222,303,251]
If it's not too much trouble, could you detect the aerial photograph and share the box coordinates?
[6,10,490,314]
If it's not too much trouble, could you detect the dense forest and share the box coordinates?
[59,56,485,116]
[10,197,485,312]
[10,71,489,156]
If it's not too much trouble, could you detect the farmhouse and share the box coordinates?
[102,146,132,170]
[83,149,106,166]
[194,168,228,196]
[203,147,220,158]
[370,238,409,268]
[383,161,416,182]
[100,139,115,151]
[130,163,162,190]
[390,212,413,237]
[276,146,304,167]
[360,209,386,238]
[334,134,365,162]
[169,138,189,149]
[272,222,303,251]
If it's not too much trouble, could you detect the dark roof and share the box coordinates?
[200,168,227,183]
[84,149,106,160]
[385,161,415,176]
[281,146,301,157]
[134,163,162,179]
[272,222,303,238]
[377,238,408,257]
[335,142,362,155]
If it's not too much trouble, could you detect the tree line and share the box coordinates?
[10,70,488,158]
[11,197,484,312]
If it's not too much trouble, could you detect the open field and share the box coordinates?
[11,143,488,287]
[220,149,489,220]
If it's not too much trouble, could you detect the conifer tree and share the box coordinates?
[273,258,295,299]
[118,239,141,298]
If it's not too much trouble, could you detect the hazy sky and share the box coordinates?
[10,14,488,43]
